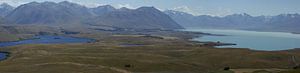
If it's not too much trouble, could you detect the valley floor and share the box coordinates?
[0,27,300,73]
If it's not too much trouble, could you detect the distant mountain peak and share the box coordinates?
[138,6,155,9]
[95,5,116,10]
[3,1,182,30]
[0,3,14,16]
[6,1,93,24]
[40,1,59,6]
[279,13,300,17]
[42,1,56,4]
[164,10,195,17]
[92,5,117,15]
[0,3,9,5]
[0,3,13,8]
[59,1,84,7]
[119,7,131,11]
[166,10,300,33]
[137,6,158,11]
[230,13,251,16]
[100,5,115,8]
[165,10,187,14]
[89,6,182,29]
[59,1,73,4]
[225,13,253,18]
[290,13,300,18]
[26,1,39,5]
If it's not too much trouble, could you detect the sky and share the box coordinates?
[0,0,300,16]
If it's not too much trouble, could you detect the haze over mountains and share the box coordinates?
[0,1,182,30]
[0,1,299,33]
[165,10,300,33]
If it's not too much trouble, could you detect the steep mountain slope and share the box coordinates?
[4,1,182,30]
[91,5,116,16]
[0,17,5,24]
[58,1,93,17]
[164,10,198,28]
[6,1,92,25]
[87,7,183,30]
[0,3,14,17]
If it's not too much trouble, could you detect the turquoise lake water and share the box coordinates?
[186,29,300,51]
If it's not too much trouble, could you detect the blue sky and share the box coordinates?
[1,0,299,16]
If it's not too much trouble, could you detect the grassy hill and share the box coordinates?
[0,33,300,73]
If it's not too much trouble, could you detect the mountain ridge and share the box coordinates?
[0,3,14,17]
[2,1,183,30]
[164,10,300,33]
[86,6,182,30]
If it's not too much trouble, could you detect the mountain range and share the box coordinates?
[0,1,299,32]
[86,7,182,30]
[165,10,300,33]
[0,1,182,30]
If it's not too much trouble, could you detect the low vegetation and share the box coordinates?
[0,31,300,73]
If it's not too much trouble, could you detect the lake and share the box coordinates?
[186,29,300,51]
[0,53,8,60]
[0,35,95,61]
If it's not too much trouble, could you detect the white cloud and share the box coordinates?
[212,7,233,16]
[64,0,106,8]
[77,2,105,8]
[0,0,26,7]
[115,4,135,9]
[172,6,200,16]
[171,6,234,16]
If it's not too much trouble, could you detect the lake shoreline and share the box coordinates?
[0,34,98,43]
[0,51,10,61]
[0,35,96,46]
[0,35,97,61]
[0,30,300,73]
[185,27,300,35]
[186,29,300,51]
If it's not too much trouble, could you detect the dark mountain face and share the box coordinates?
[6,1,92,25]
[0,17,5,24]
[87,7,183,30]
[263,14,300,32]
[165,10,300,32]
[3,1,182,30]
[58,1,93,17]
[91,5,116,16]
[0,3,14,17]
[164,10,200,28]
